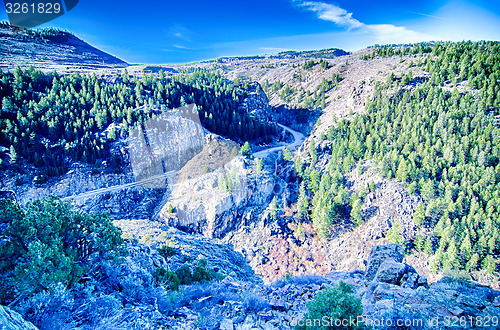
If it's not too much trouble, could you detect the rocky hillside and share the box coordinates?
[5,242,499,330]
[1,31,500,329]
[0,25,127,72]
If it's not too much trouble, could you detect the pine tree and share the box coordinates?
[282,147,292,161]
[8,145,17,164]
[350,199,363,226]
[386,220,403,245]
[414,234,424,252]
[269,196,278,221]
[297,182,309,219]
[240,141,251,156]
[423,237,433,255]
[255,158,263,174]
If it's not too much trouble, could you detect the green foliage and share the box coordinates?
[321,41,500,273]
[319,59,329,70]
[157,245,176,258]
[413,203,425,227]
[303,60,316,70]
[241,141,251,156]
[294,157,304,177]
[255,158,263,174]
[368,181,375,193]
[269,196,278,221]
[414,234,424,252]
[282,147,292,161]
[386,220,403,245]
[154,267,180,291]
[350,199,363,226]
[0,197,125,304]
[218,172,229,192]
[297,182,309,219]
[423,236,433,255]
[217,168,241,193]
[295,282,364,330]
[176,265,193,285]
[0,67,277,175]
[231,146,239,156]
[155,259,222,291]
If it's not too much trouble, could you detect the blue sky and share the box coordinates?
[2,0,500,63]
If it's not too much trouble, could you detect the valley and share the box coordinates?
[0,24,499,330]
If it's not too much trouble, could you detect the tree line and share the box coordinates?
[0,67,278,176]
[295,41,500,274]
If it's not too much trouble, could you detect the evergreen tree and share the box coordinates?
[297,182,309,219]
[386,220,403,245]
[241,141,251,156]
[350,199,363,226]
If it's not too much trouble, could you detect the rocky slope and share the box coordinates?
[8,242,498,330]
[0,26,127,72]
[223,160,425,284]
[0,305,38,330]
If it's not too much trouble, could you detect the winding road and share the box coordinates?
[253,124,305,158]
[64,124,304,200]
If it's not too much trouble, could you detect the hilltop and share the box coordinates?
[0,23,127,72]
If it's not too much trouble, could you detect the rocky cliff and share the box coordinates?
[0,305,38,330]
[158,153,281,238]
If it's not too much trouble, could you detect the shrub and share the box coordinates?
[193,259,211,283]
[15,283,75,329]
[176,265,194,285]
[243,294,270,313]
[295,282,364,330]
[154,267,180,291]
[0,196,125,304]
[157,245,176,258]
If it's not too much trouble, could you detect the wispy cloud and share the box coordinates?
[297,1,363,30]
[407,11,448,21]
[167,25,193,42]
[366,24,433,44]
[294,1,434,44]
[260,47,289,52]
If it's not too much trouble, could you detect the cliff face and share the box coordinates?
[0,305,38,330]
[0,108,209,220]
[158,154,280,239]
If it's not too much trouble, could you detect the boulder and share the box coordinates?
[365,244,404,282]
[373,258,408,285]
[373,259,422,289]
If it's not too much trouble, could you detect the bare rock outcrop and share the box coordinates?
[0,305,38,330]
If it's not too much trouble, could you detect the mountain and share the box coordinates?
[0,28,499,329]
[0,23,127,72]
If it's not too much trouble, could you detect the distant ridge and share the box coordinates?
[212,48,349,63]
[0,23,128,71]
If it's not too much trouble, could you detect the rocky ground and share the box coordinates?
[4,241,499,330]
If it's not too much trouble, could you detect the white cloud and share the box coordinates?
[295,1,435,44]
[366,24,434,44]
[298,1,364,30]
